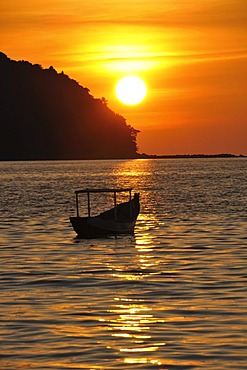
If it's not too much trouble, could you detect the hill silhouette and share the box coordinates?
[0,52,140,160]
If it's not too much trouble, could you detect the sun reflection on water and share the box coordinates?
[98,226,169,367]
[101,297,166,366]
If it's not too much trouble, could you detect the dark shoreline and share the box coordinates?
[0,153,246,161]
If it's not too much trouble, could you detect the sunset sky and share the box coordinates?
[1,0,247,155]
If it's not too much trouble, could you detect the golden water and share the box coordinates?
[1,159,247,369]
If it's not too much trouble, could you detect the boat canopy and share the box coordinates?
[75,188,132,194]
[74,188,133,217]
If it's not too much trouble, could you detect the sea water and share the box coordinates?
[0,158,247,369]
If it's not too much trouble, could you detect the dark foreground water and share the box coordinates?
[0,158,247,369]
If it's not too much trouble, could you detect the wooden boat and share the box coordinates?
[70,188,140,238]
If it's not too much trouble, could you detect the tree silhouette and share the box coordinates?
[0,52,140,160]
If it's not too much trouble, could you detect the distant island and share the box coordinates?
[138,153,246,159]
[0,52,245,161]
[0,52,139,160]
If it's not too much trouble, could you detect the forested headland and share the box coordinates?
[0,52,139,160]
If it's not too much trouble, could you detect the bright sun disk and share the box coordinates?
[116,76,147,105]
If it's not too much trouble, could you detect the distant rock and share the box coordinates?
[0,52,139,160]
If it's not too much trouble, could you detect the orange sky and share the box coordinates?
[1,0,247,155]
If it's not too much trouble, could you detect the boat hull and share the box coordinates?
[70,216,136,238]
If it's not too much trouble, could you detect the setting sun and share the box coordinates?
[115,76,147,105]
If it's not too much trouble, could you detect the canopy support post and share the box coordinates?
[129,189,132,218]
[114,192,117,220]
[87,192,91,217]
[76,192,79,217]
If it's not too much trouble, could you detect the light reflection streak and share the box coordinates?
[101,220,168,366]
[124,358,164,366]
[104,298,166,365]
